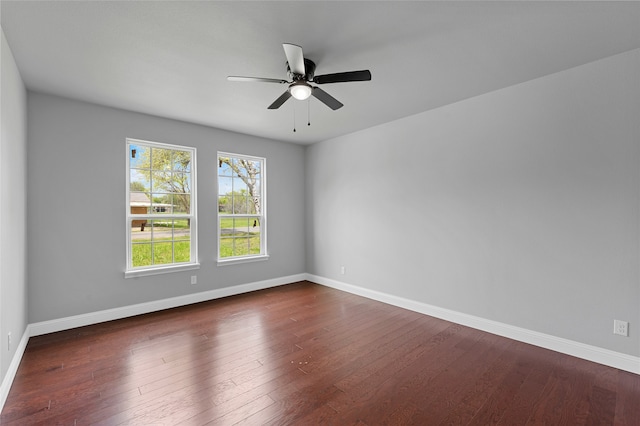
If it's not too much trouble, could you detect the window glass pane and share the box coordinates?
[174,241,190,263]
[234,238,250,257]
[231,157,240,170]
[130,192,150,215]
[130,144,149,169]
[131,217,150,235]
[248,196,259,214]
[151,171,171,193]
[173,194,190,214]
[232,177,247,192]
[173,151,191,172]
[220,217,233,234]
[172,172,191,193]
[232,217,250,237]
[219,236,233,258]
[218,176,233,195]
[152,148,173,171]
[218,195,231,214]
[130,169,149,193]
[249,235,261,255]
[219,215,233,258]
[132,243,152,267]
[174,219,190,241]
[153,242,173,265]
[149,219,169,234]
[230,196,245,214]
[249,218,261,254]
[149,193,167,214]
[219,159,233,176]
[249,217,261,233]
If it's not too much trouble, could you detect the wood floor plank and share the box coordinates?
[615,370,640,425]
[401,332,512,423]
[495,347,561,425]
[465,349,534,424]
[2,281,639,425]
[585,385,617,425]
[437,338,523,424]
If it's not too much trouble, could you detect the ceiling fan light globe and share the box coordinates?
[290,83,312,100]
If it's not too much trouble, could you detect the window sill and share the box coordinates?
[217,255,269,266]
[125,262,200,279]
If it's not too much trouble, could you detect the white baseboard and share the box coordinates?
[306,274,640,375]
[30,273,306,337]
[0,273,306,413]
[0,327,30,411]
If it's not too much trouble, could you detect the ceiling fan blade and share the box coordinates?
[227,76,288,84]
[313,70,372,84]
[283,43,305,76]
[268,91,292,109]
[312,87,343,110]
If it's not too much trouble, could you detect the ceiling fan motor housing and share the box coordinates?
[288,59,316,81]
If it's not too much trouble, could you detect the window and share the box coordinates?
[217,152,267,263]
[126,139,198,277]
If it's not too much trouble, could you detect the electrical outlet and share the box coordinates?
[340,266,346,275]
[7,332,11,351]
[191,276,197,285]
[613,320,629,336]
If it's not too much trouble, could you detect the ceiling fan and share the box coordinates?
[228,43,371,110]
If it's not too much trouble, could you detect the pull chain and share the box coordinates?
[293,104,296,132]
[307,99,311,126]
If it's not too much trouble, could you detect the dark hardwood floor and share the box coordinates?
[2,281,639,425]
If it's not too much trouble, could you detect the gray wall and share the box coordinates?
[306,49,640,356]
[27,93,306,323]
[0,29,28,380]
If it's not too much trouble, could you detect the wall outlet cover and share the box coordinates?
[613,320,629,337]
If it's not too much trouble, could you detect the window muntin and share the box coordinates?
[217,153,266,261]
[126,139,197,275]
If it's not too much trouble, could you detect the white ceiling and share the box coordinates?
[2,1,640,145]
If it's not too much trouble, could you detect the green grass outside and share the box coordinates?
[219,217,260,229]
[131,218,262,266]
[132,236,261,264]
[219,236,261,258]
[132,238,190,267]
[219,217,261,258]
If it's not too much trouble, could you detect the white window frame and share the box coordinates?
[217,152,268,265]
[125,138,199,278]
